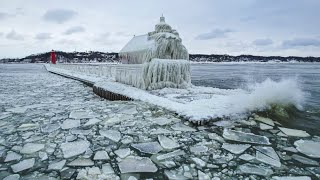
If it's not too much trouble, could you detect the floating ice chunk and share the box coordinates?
[190,145,208,154]
[88,167,101,175]
[5,151,22,162]
[11,158,35,173]
[61,119,80,129]
[272,176,311,180]
[239,154,255,161]
[156,150,185,161]
[102,163,114,174]
[255,146,281,168]
[278,127,310,137]
[67,158,94,166]
[48,160,66,170]
[158,135,180,150]
[254,116,275,126]
[260,123,273,130]
[223,129,270,145]
[84,118,101,126]
[118,156,157,173]
[132,142,162,154]
[208,133,225,143]
[116,105,138,115]
[198,170,210,180]
[171,123,196,132]
[114,148,131,158]
[94,150,110,160]
[152,117,174,126]
[283,147,298,153]
[222,143,250,154]
[69,110,95,119]
[164,170,188,180]
[291,154,319,166]
[150,128,173,135]
[39,152,48,161]
[60,140,90,158]
[20,143,45,154]
[3,174,20,180]
[60,168,76,179]
[41,123,60,133]
[294,140,320,158]
[238,163,273,176]
[192,157,206,167]
[160,160,176,168]
[17,123,39,131]
[7,107,28,113]
[99,130,121,142]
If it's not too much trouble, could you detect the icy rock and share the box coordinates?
[11,158,35,173]
[158,135,180,150]
[164,170,188,180]
[132,142,162,154]
[239,154,255,161]
[260,123,273,130]
[208,133,225,143]
[114,148,131,158]
[17,123,39,131]
[102,163,114,174]
[67,158,94,166]
[156,150,185,161]
[198,170,210,180]
[153,117,173,126]
[254,116,275,126]
[3,174,20,180]
[99,130,121,142]
[294,140,320,158]
[278,127,310,137]
[84,118,101,126]
[190,145,208,154]
[69,110,94,119]
[20,143,45,154]
[238,163,273,176]
[222,143,250,154]
[291,154,319,166]
[223,129,270,145]
[255,146,281,167]
[60,140,90,158]
[5,151,22,162]
[171,123,196,132]
[94,150,110,160]
[272,176,311,180]
[151,128,173,135]
[48,160,66,170]
[118,156,157,173]
[61,119,80,129]
[192,157,206,167]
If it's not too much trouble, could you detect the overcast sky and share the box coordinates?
[1,0,320,58]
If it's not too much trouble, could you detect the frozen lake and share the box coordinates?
[0,63,319,179]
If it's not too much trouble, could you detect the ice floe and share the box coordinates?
[294,140,320,158]
[11,158,35,173]
[131,142,162,154]
[118,156,158,173]
[223,129,270,145]
[60,140,90,158]
[158,135,180,150]
[222,143,251,154]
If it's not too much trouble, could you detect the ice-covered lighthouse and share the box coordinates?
[118,16,191,90]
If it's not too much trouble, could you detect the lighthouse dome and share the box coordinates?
[155,15,172,33]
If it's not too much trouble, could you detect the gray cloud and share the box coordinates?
[64,26,85,35]
[282,38,320,48]
[6,30,24,40]
[0,32,3,37]
[43,9,77,24]
[35,33,52,40]
[0,12,10,20]
[195,29,233,40]
[253,38,273,46]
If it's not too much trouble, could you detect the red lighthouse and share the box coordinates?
[51,50,56,64]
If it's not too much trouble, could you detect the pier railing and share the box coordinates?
[51,63,145,88]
